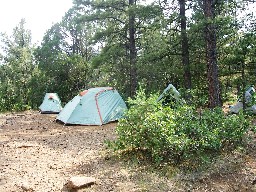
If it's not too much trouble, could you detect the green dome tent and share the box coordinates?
[56,87,127,125]
[39,93,62,114]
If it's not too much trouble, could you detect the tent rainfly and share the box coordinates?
[157,84,184,105]
[39,93,62,114]
[56,87,127,125]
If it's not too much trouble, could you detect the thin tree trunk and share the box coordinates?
[203,0,221,108]
[179,0,192,102]
[179,0,192,91]
[129,0,137,97]
[241,58,246,111]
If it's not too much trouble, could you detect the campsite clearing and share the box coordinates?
[0,111,255,192]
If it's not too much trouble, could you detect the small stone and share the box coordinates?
[20,182,35,191]
[66,176,96,189]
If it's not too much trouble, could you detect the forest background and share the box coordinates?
[0,0,256,112]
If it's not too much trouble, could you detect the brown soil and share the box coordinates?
[0,111,255,192]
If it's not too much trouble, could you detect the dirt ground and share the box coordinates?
[0,111,255,192]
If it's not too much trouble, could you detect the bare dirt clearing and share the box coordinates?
[0,111,119,192]
[0,111,255,192]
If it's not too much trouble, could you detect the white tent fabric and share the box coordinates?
[229,86,256,114]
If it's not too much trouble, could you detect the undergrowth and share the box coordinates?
[107,88,254,168]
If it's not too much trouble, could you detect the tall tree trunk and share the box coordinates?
[179,0,192,95]
[129,0,137,97]
[203,0,221,108]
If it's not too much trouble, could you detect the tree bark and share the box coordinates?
[179,0,192,92]
[203,0,222,108]
[129,0,137,97]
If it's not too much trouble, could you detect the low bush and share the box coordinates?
[108,88,251,164]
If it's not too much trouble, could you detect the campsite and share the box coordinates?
[0,85,255,191]
[0,110,255,192]
[1,0,256,191]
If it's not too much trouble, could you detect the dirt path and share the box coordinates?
[0,111,255,192]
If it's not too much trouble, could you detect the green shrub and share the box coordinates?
[109,89,250,164]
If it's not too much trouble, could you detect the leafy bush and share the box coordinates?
[109,88,250,164]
